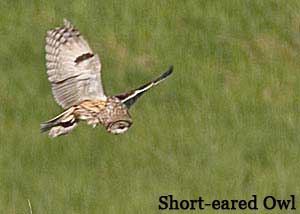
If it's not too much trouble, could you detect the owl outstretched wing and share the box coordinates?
[45,19,105,109]
[115,66,173,108]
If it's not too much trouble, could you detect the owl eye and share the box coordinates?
[107,120,132,134]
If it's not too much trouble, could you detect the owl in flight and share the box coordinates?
[41,19,173,138]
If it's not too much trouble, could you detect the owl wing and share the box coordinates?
[115,66,173,108]
[45,19,105,109]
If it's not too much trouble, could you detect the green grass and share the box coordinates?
[1,0,300,213]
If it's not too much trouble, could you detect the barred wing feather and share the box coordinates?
[45,19,105,109]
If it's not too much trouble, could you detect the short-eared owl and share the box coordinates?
[41,19,173,138]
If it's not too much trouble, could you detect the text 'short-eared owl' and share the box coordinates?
[41,19,173,138]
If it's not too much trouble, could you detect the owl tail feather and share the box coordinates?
[40,122,55,133]
[40,108,77,138]
[40,111,66,133]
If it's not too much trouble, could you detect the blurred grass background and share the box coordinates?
[1,0,300,213]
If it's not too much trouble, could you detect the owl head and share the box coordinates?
[104,97,132,134]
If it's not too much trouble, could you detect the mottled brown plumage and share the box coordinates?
[41,19,173,138]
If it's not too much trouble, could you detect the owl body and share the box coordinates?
[41,19,173,138]
[74,97,130,125]
[43,97,132,137]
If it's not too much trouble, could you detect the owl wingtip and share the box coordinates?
[160,65,174,80]
[167,65,174,75]
[152,65,174,85]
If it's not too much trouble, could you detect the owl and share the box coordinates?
[41,19,173,138]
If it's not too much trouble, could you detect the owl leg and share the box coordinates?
[41,107,78,138]
[86,118,99,128]
[48,122,78,138]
